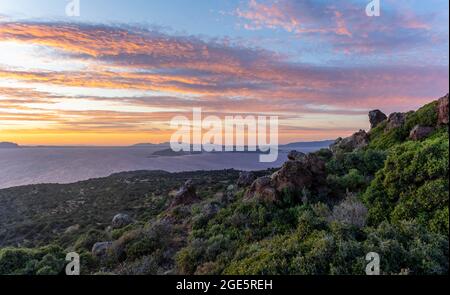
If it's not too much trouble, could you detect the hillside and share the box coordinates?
[0,94,448,275]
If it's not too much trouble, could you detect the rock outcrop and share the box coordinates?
[170,179,199,207]
[437,94,449,125]
[330,130,369,153]
[386,112,406,130]
[368,110,387,129]
[272,154,325,191]
[112,213,133,229]
[246,153,326,203]
[409,125,434,141]
[287,150,306,161]
[246,176,277,203]
[236,171,256,187]
[91,241,113,257]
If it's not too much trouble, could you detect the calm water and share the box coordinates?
[0,145,327,189]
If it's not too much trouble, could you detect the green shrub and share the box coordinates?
[368,101,439,150]
[363,131,449,234]
[0,245,65,275]
[74,229,109,252]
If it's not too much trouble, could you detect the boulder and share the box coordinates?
[271,160,313,192]
[287,150,306,161]
[368,110,387,129]
[64,224,80,234]
[437,94,449,125]
[236,171,257,187]
[91,241,113,257]
[386,112,406,130]
[170,179,199,207]
[272,153,326,191]
[112,213,133,229]
[245,176,277,203]
[300,153,327,177]
[409,125,434,141]
[330,130,369,153]
[245,153,326,203]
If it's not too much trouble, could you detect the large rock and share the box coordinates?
[409,125,434,141]
[271,160,313,192]
[287,150,306,161]
[245,176,277,203]
[170,179,199,207]
[112,213,133,229]
[437,94,449,125]
[368,110,387,129]
[246,153,326,203]
[386,112,406,130]
[91,241,113,257]
[330,130,369,153]
[236,171,256,187]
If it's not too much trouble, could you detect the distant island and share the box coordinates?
[147,141,335,158]
[130,142,170,147]
[0,142,19,148]
[281,140,335,149]
[149,148,203,157]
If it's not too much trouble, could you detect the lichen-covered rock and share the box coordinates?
[386,112,406,130]
[170,179,199,207]
[236,171,256,187]
[409,125,434,141]
[112,213,133,229]
[368,110,387,129]
[437,94,449,125]
[330,130,369,153]
[91,241,113,257]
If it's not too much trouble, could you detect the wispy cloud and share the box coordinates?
[236,0,443,54]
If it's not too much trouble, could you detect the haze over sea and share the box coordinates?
[0,142,331,189]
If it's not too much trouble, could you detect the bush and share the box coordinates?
[363,131,449,234]
[74,229,110,252]
[368,101,439,150]
[363,221,448,274]
[329,195,368,228]
[0,245,65,275]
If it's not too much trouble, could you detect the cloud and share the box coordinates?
[236,0,444,53]
[236,0,350,36]
[0,19,448,143]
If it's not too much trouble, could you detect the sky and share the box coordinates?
[0,0,448,145]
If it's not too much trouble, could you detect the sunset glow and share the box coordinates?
[0,0,448,145]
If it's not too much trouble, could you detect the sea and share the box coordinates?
[0,142,331,189]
